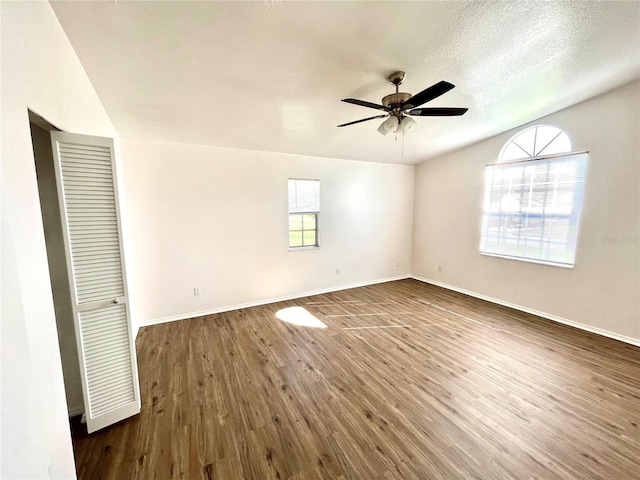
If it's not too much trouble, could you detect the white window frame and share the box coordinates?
[288,179,319,250]
[480,126,588,268]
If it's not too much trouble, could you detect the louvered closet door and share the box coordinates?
[51,131,140,433]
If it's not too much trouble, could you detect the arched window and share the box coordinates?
[480,125,587,267]
[500,125,571,161]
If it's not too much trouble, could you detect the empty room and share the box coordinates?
[2,1,639,479]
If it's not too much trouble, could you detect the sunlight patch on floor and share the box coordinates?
[292,298,484,332]
[276,306,328,328]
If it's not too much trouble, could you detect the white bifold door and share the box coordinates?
[51,131,140,433]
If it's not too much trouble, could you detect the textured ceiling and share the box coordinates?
[51,1,640,165]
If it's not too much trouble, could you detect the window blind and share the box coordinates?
[288,179,319,213]
[480,153,587,267]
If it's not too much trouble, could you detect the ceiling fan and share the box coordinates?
[338,71,468,135]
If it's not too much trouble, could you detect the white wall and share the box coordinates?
[1,2,119,478]
[412,81,640,342]
[120,140,414,326]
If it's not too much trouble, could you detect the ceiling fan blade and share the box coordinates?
[408,107,468,116]
[342,98,390,111]
[337,114,388,127]
[402,81,455,109]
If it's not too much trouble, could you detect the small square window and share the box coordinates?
[288,179,319,249]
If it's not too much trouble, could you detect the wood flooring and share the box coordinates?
[71,279,640,479]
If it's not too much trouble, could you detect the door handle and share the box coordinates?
[113,298,120,304]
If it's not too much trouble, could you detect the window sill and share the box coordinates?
[480,252,574,269]
[289,246,320,252]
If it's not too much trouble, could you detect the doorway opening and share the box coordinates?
[29,111,85,419]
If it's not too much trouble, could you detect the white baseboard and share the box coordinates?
[138,275,411,329]
[411,275,640,348]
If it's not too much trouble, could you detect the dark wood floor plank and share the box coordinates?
[71,279,640,479]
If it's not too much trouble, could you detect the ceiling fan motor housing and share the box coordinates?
[382,92,412,110]
[383,71,412,113]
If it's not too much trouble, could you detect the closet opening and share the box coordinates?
[29,111,85,422]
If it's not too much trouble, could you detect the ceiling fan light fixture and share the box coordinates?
[398,115,417,134]
[378,115,399,135]
[377,122,390,136]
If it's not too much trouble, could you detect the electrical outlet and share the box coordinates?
[336,267,341,275]
[194,287,201,296]
[438,263,443,271]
